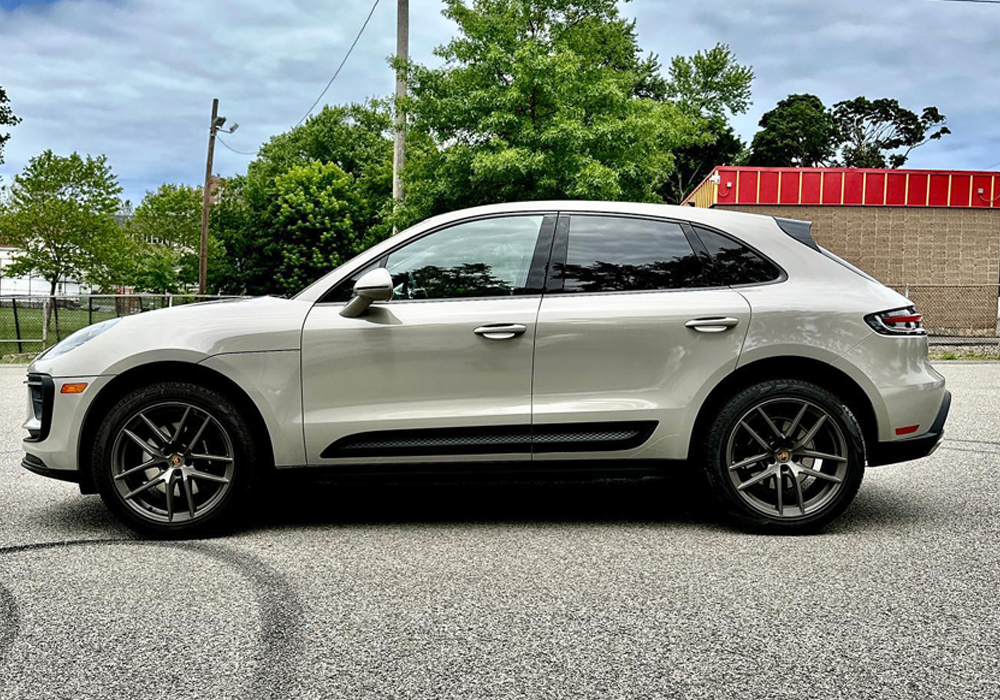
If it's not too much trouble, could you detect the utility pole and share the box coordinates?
[391,0,409,232]
[199,98,220,295]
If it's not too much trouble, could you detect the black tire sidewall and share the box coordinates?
[701,379,866,534]
[92,381,260,538]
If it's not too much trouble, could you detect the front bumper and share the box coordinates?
[21,453,80,483]
[868,390,951,467]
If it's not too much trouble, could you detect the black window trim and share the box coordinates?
[315,212,558,305]
[545,211,786,297]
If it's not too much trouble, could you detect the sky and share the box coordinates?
[1,0,998,204]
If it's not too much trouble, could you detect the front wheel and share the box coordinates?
[93,381,260,537]
[701,379,866,534]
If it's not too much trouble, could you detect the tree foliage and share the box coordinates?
[831,97,949,168]
[0,151,129,294]
[661,43,752,203]
[0,84,20,166]
[127,183,211,293]
[212,102,394,296]
[402,0,707,218]
[748,94,838,168]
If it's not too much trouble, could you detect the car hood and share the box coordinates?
[31,296,313,378]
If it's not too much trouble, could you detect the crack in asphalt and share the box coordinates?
[0,538,304,700]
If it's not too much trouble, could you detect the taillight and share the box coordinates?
[865,306,926,336]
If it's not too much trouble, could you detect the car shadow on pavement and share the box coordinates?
[23,467,936,537]
[256,468,721,531]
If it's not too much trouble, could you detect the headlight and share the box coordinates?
[38,318,121,360]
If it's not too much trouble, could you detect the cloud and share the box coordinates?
[1,0,998,203]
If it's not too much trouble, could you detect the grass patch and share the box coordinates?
[930,348,1000,361]
[0,304,121,355]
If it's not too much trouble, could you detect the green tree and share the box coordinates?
[0,84,20,166]
[832,97,950,168]
[1,151,128,300]
[127,183,208,293]
[211,102,394,295]
[748,94,838,167]
[265,160,372,296]
[662,44,752,203]
[403,0,705,219]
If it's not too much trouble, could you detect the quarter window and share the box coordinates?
[384,215,544,300]
[555,215,706,293]
[694,227,782,286]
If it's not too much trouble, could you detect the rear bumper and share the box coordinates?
[868,390,951,467]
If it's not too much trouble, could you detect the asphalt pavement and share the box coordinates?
[1,363,998,699]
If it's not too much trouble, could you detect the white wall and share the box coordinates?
[0,247,92,296]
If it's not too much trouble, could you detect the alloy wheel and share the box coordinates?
[725,397,849,518]
[111,401,235,524]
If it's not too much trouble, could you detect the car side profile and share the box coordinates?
[22,201,949,536]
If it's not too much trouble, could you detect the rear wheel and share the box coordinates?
[701,379,866,534]
[93,381,260,537]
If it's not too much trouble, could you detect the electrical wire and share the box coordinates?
[216,135,258,156]
[927,0,1000,4]
[294,0,382,128]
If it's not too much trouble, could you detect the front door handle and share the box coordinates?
[473,324,527,340]
[685,317,740,333]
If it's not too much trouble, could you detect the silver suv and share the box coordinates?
[22,201,949,536]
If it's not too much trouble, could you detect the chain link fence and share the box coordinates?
[0,295,243,357]
[885,284,1000,343]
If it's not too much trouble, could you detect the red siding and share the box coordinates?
[886,173,907,206]
[929,174,950,206]
[759,171,779,203]
[971,175,993,208]
[844,172,864,205]
[779,171,800,204]
[950,174,972,207]
[801,172,822,204]
[737,170,757,204]
[908,174,929,206]
[865,173,886,205]
[822,171,842,204]
[681,166,1000,209]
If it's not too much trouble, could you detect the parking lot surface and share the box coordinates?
[1,363,998,700]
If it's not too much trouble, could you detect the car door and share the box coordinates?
[530,213,754,462]
[301,213,555,466]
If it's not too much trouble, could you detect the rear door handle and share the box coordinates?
[685,317,740,333]
[473,324,527,340]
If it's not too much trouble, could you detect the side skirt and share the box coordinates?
[319,421,658,460]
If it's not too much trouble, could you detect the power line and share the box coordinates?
[294,0,382,128]
[216,135,257,156]
[928,0,1000,5]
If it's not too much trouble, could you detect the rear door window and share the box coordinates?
[552,215,707,293]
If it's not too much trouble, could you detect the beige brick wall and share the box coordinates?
[719,205,1000,336]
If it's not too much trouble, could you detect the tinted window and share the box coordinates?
[556,216,705,293]
[384,215,543,300]
[695,227,782,286]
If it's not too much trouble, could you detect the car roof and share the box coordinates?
[408,200,795,233]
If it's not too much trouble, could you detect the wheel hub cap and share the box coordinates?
[110,401,235,524]
[725,397,849,518]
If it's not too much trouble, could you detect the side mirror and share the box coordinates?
[340,268,394,317]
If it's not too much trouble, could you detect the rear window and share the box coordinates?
[694,227,782,286]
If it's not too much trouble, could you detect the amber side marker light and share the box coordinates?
[60,383,88,394]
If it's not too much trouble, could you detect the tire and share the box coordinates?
[92,381,261,538]
[700,379,866,534]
